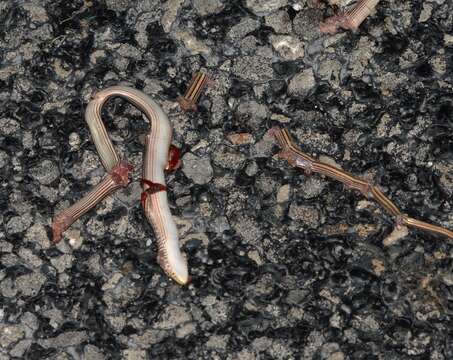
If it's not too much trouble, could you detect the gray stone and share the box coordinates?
[201,295,231,324]
[15,272,46,297]
[298,176,327,199]
[68,132,81,149]
[175,322,196,338]
[206,334,229,349]
[162,0,184,32]
[193,0,225,16]
[352,314,380,334]
[319,343,344,360]
[268,339,295,359]
[232,48,274,82]
[295,126,339,155]
[38,331,88,348]
[154,305,191,330]
[67,150,100,179]
[265,10,292,34]
[303,330,326,359]
[445,33,453,46]
[270,35,305,60]
[419,3,432,22]
[52,352,74,360]
[43,308,64,330]
[50,254,74,273]
[21,3,48,23]
[86,218,107,238]
[1,253,20,269]
[115,181,142,207]
[245,161,258,176]
[256,174,278,195]
[102,275,142,308]
[25,224,51,249]
[250,274,274,296]
[122,349,147,360]
[288,69,316,97]
[245,0,288,16]
[6,214,32,235]
[30,159,60,185]
[231,215,263,244]
[105,315,126,333]
[18,248,43,268]
[288,203,320,228]
[236,100,268,129]
[0,150,9,168]
[0,241,13,253]
[212,145,246,169]
[130,329,168,349]
[86,254,103,275]
[277,184,290,203]
[0,325,25,349]
[286,289,310,305]
[1,254,19,267]
[0,118,20,136]
[228,18,260,40]
[10,339,32,358]
[208,216,230,234]
[182,153,213,184]
[105,0,131,12]
[175,31,212,57]
[1,277,17,298]
[83,345,105,360]
[38,185,59,203]
[234,349,255,359]
[349,37,376,78]
[404,332,431,356]
[318,58,342,87]
[293,9,323,41]
[435,161,453,197]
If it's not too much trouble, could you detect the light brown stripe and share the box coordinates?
[370,187,401,217]
[272,126,453,240]
[402,217,453,239]
[186,73,207,101]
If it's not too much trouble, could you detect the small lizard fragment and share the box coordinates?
[177,71,210,111]
[320,0,380,34]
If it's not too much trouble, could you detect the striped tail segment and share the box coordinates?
[177,71,210,111]
[52,161,133,244]
[270,126,453,241]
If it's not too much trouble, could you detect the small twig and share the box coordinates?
[270,127,453,241]
[320,0,380,34]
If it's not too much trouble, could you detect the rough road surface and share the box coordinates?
[1,0,452,359]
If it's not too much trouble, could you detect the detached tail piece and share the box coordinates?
[52,161,133,244]
[271,126,453,241]
[177,71,211,112]
[320,0,380,34]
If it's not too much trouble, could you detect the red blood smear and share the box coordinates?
[167,145,181,171]
[140,179,167,206]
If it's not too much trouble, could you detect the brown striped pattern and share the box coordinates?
[271,126,453,241]
[52,86,189,284]
[344,0,380,30]
[320,0,380,34]
[52,173,124,243]
[177,72,209,111]
[85,92,121,172]
[401,216,453,240]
